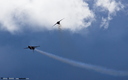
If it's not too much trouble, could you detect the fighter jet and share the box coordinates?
[24,46,40,52]
[52,18,64,27]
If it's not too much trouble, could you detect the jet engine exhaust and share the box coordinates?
[35,49,128,76]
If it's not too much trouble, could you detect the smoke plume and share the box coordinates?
[35,49,128,76]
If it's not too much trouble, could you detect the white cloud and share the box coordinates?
[0,0,94,33]
[94,0,124,28]
[100,17,110,29]
[0,0,125,33]
[95,0,124,14]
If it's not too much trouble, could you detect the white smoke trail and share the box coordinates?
[35,49,128,76]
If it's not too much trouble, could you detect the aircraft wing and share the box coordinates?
[59,18,64,22]
[33,46,40,48]
[24,47,29,49]
[52,23,57,27]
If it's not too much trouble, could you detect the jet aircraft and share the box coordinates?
[24,46,40,52]
[52,18,64,27]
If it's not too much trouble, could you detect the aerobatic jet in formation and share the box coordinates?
[24,46,40,52]
[52,18,64,27]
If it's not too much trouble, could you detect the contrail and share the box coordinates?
[35,49,128,76]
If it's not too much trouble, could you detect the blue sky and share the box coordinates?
[0,0,128,80]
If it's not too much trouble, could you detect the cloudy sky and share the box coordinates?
[0,0,128,80]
